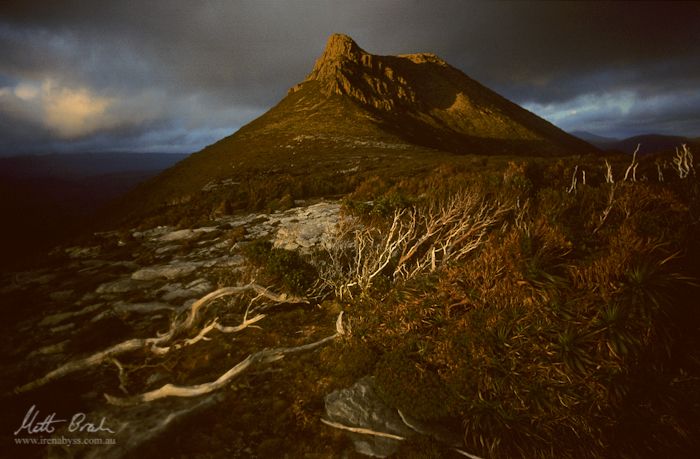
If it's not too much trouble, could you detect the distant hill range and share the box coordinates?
[115,33,596,224]
[572,131,699,155]
[0,152,188,270]
[0,152,189,180]
[0,152,188,207]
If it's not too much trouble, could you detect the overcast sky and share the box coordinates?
[1,1,699,155]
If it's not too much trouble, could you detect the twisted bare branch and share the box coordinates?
[623,144,640,182]
[15,284,306,394]
[315,190,511,299]
[105,313,344,406]
[673,144,695,178]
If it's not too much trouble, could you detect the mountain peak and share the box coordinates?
[306,34,369,87]
[289,33,594,152]
[300,33,419,111]
[320,33,364,60]
[120,34,596,223]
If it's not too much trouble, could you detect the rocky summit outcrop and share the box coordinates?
[295,33,422,111]
[293,33,594,153]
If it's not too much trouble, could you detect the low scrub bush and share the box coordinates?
[242,240,317,295]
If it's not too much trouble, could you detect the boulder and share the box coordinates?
[325,376,415,457]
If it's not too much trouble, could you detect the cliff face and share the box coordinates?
[290,34,594,153]
[295,33,421,111]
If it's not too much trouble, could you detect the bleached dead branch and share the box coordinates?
[397,409,425,434]
[323,413,484,459]
[105,312,344,406]
[15,283,305,394]
[15,336,168,394]
[315,191,511,299]
[394,192,508,280]
[352,209,412,293]
[673,144,695,178]
[156,313,266,353]
[594,182,616,234]
[321,418,407,440]
[594,156,624,234]
[567,165,579,194]
[453,448,486,459]
[604,160,614,184]
[110,358,129,394]
[623,144,640,182]
[656,161,664,182]
[181,283,306,331]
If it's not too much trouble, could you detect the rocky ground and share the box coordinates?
[1,201,433,458]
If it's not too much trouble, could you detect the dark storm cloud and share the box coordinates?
[1,1,699,155]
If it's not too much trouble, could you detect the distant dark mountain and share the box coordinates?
[570,131,620,150]
[0,152,189,270]
[612,134,694,155]
[572,132,696,155]
[0,152,189,180]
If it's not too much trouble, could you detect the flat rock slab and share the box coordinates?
[96,278,152,294]
[39,303,104,327]
[160,279,213,302]
[273,202,342,252]
[111,301,177,315]
[131,262,200,281]
[159,227,218,242]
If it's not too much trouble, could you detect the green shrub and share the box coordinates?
[242,240,317,295]
[266,248,317,294]
[241,239,273,265]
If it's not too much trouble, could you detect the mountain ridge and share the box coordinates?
[572,131,699,154]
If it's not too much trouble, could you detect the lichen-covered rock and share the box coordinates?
[273,202,341,252]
